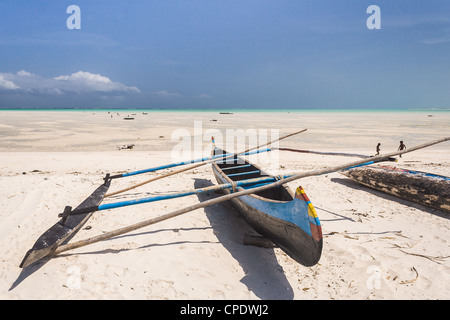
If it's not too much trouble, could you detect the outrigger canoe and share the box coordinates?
[341,165,450,213]
[19,179,111,268]
[19,136,449,268]
[211,148,323,267]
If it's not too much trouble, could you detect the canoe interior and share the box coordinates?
[213,151,293,202]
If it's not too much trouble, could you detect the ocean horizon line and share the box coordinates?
[0,107,449,113]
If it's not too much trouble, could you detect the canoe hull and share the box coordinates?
[342,166,450,213]
[20,181,110,268]
[212,150,322,267]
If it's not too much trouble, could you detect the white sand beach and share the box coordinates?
[0,110,449,300]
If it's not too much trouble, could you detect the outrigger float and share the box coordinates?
[19,133,449,269]
[342,165,450,213]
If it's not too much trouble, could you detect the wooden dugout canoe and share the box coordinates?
[211,148,323,267]
[341,165,450,213]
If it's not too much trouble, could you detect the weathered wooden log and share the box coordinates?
[342,166,450,213]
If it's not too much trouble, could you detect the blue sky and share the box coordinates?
[0,0,449,109]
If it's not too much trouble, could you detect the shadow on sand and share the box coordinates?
[11,180,296,299]
[9,227,218,291]
[9,257,50,291]
[193,178,294,300]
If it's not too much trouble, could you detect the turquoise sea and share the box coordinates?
[0,107,449,113]
[0,106,448,153]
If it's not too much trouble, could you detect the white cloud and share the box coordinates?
[198,93,212,99]
[152,90,180,97]
[54,71,140,93]
[16,70,33,77]
[420,35,450,45]
[0,70,140,94]
[383,15,449,28]
[0,74,20,90]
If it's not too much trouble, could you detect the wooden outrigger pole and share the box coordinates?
[104,129,307,197]
[53,136,449,257]
[58,148,400,218]
[59,175,293,217]
[104,148,271,197]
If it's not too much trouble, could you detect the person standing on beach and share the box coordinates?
[376,143,381,156]
[398,141,406,157]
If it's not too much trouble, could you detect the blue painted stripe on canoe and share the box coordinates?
[221,164,252,171]
[239,182,273,190]
[227,170,260,177]
[399,168,450,180]
[304,200,321,226]
[309,213,321,226]
[344,161,374,171]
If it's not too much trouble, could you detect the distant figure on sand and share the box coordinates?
[118,144,135,150]
[376,143,381,156]
[398,141,406,157]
